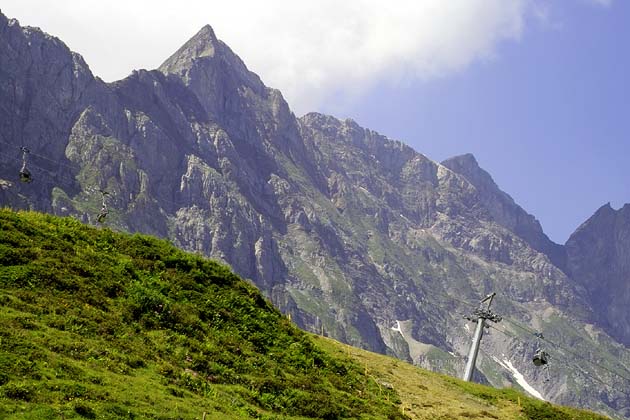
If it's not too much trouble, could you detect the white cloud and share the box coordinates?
[1,0,534,114]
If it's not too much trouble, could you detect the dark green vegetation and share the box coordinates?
[0,209,405,419]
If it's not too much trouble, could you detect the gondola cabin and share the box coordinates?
[532,350,549,366]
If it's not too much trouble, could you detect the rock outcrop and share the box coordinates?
[442,153,567,270]
[566,203,630,346]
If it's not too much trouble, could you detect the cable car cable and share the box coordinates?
[486,323,630,398]
[426,287,630,382]
[425,287,630,389]
[501,317,630,383]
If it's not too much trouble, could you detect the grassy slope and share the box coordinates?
[0,209,403,420]
[316,337,607,420]
[0,209,607,420]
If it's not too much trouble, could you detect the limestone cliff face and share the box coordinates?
[0,12,115,210]
[566,203,630,346]
[1,13,629,418]
[298,114,580,310]
[441,154,567,270]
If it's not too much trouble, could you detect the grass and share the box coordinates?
[316,336,608,420]
[0,209,609,419]
[0,209,405,419]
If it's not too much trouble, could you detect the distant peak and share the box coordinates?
[441,153,479,169]
[157,21,266,112]
[595,202,615,214]
[592,202,630,218]
[0,10,19,30]
[158,24,219,74]
[440,153,487,184]
[192,24,218,46]
[181,24,219,57]
[597,202,630,213]
[595,201,630,213]
[299,112,342,127]
[199,24,215,34]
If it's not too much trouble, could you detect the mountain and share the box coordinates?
[440,153,567,270]
[0,209,608,420]
[0,12,629,418]
[566,203,630,346]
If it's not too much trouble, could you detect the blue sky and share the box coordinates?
[2,1,627,243]
[325,2,629,243]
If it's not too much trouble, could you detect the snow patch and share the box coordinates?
[493,357,545,401]
[391,320,404,338]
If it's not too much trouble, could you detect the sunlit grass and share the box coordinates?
[316,336,607,420]
[0,209,404,419]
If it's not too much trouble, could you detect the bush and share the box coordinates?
[74,402,96,418]
[522,400,572,420]
[2,383,34,401]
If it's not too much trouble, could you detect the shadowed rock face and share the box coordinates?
[1,12,629,418]
[0,12,116,210]
[566,203,630,346]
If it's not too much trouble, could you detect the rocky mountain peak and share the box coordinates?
[566,201,630,346]
[0,10,20,30]
[160,24,219,68]
[595,201,614,212]
[157,23,266,123]
[195,24,218,41]
[158,24,264,93]
[568,203,628,241]
[441,153,566,269]
[441,153,497,195]
[593,201,616,216]
[442,152,479,169]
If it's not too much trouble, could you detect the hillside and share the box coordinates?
[0,209,404,419]
[0,209,607,420]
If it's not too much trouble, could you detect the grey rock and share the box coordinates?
[442,153,567,269]
[566,203,630,345]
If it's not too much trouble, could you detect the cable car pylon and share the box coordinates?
[96,189,110,224]
[19,146,33,183]
[462,292,502,382]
